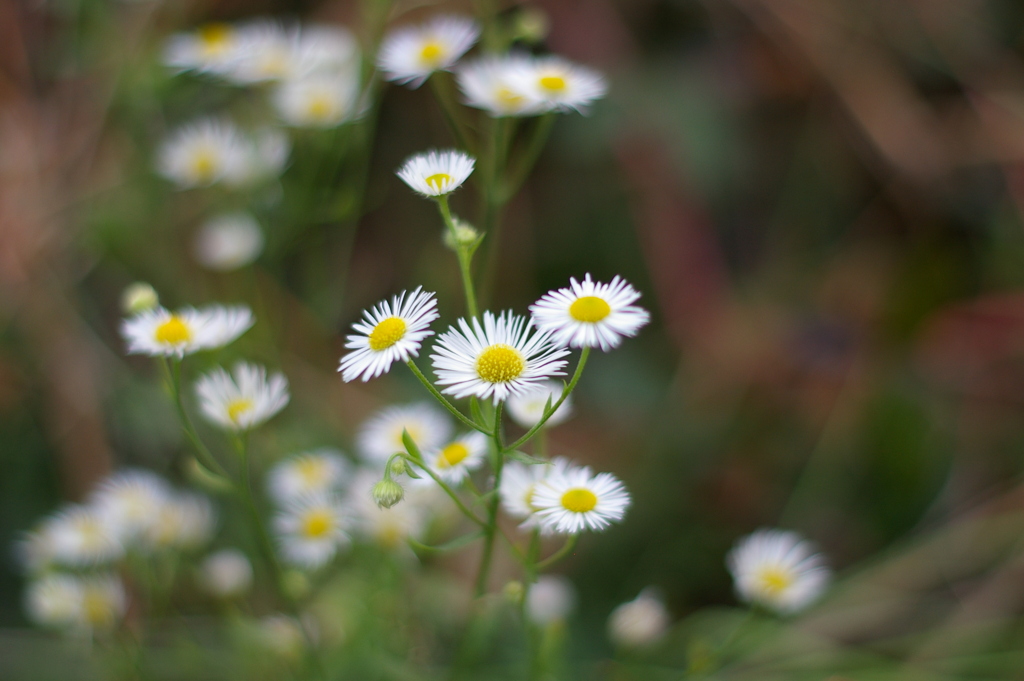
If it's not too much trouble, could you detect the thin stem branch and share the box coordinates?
[429,74,473,153]
[536,534,578,570]
[406,360,488,433]
[163,358,230,480]
[508,348,590,452]
[475,402,505,596]
[403,455,486,528]
[503,113,555,200]
[436,195,479,318]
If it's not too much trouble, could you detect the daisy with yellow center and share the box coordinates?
[378,15,480,88]
[431,311,569,404]
[162,22,240,74]
[356,402,452,464]
[273,72,362,128]
[274,494,349,569]
[726,529,830,614]
[499,458,571,532]
[156,119,250,188]
[195,362,289,432]
[530,274,650,351]
[26,573,127,633]
[506,380,574,429]
[513,56,608,113]
[456,55,542,117]
[267,449,351,504]
[396,149,475,197]
[339,288,439,382]
[427,432,488,484]
[346,469,433,552]
[90,470,171,542]
[43,505,124,567]
[531,464,631,534]
[144,492,216,552]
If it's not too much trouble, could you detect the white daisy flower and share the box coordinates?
[512,55,608,113]
[290,25,360,77]
[498,457,570,527]
[425,432,487,484]
[505,379,573,428]
[430,311,570,405]
[200,549,253,598]
[195,362,290,432]
[378,15,480,88]
[274,72,362,128]
[274,493,349,569]
[530,274,650,351]
[25,573,84,629]
[726,529,830,614]
[223,22,358,84]
[163,23,242,75]
[237,128,291,186]
[43,505,123,567]
[146,493,217,551]
[121,304,253,358]
[90,469,172,542]
[396,149,475,197]
[194,212,264,271]
[526,575,576,625]
[456,54,543,117]
[156,118,250,188]
[77,574,128,632]
[267,449,352,504]
[346,469,430,550]
[532,464,630,534]
[339,287,439,383]
[607,589,671,648]
[356,402,452,464]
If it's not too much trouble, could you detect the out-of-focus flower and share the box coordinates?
[456,55,542,117]
[727,529,830,614]
[274,73,362,127]
[431,311,569,404]
[90,469,172,542]
[339,287,439,383]
[356,402,452,464]
[530,274,650,351]
[267,450,351,504]
[511,56,607,113]
[607,589,671,648]
[194,213,264,271]
[505,379,573,428]
[42,506,123,567]
[425,432,487,484]
[224,22,358,83]
[347,470,431,550]
[532,464,630,534]
[526,575,576,625]
[26,573,127,633]
[258,615,307,659]
[200,549,253,598]
[195,362,289,432]
[163,23,243,74]
[378,15,479,88]
[146,493,216,551]
[498,457,570,531]
[274,494,349,569]
[121,304,253,358]
[396,150,475,197]
[121,282,159,314]
[156,119,250,188]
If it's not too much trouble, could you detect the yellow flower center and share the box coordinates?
[154,315,192,345]
[495,87,524,109]
[377,522,403,548]
[198,23,233,55]
[296,458,326,484]
[191,150,218,182]
[424,173,452,193]
[83,590,113,627]
[301,509,334,538]
[524,483,539,512]
[561,488,597,513]
[757,567,793,595]
[227,399,254,423]
[368,316,407,351]
[438,442,470,469]
[420,41,444,65]
[539,75,567,93]
[475,344,526,384]
[306,95,335,121]
[569,296,611,323]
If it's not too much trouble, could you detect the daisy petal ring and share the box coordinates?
[530,274,650,351]
[339,287,439,382]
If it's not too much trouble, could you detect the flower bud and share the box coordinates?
[514,8,549,43]
[389,458,409,477]
[372,478,405,509]
[607,589,671,648]
[121,282,159,314]
[443,219,481,251]
[503,580,525,605]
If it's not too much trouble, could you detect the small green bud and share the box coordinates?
[503,580,525,605]
[443,219,481,251]
[372,478,405,509]
[514,8,549,43]
[389,457,409,477]
[121,282,159,314]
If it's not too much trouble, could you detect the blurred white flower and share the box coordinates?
[163,23,243,75]
[356,402,452,464]
[396,149,475,197]
[26,573,127,633]
[457,55,542,117]
[530,274,650,351]
[43,505,123,567]
[156,118,250,188]
[267,449,352,504]
[727,529,830,614]
[90,469,172,543]
[505,379,573,429]
[346,469,431,551]
[274,493,349,569]
[121,304,253,358]
[195,362,290,432]
[425,432,487,485]
[532,464,630,534]
[200,549,253,598]
[194,213,264,271]
[259,615,307,659]
[120,282,159,314]
[146,493,217,551]
[339,287,439,383]
[511,56,607,113]
[607,589,671,648]
[224,22,358,84]
[526,575,576,625]
[274,72,362,127]
[378,15,479,88]
[498,457,570,531]
[430,311,569,405]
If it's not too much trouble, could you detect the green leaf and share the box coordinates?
[506,450,549,465]
[401,428,422,463]
[470,397,492,431]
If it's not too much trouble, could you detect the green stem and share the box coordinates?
[436,195,479,318]
[406,360,489,434]
[503,113,556,200]
[429,73,473,153]
[474,403,505,596]
[237,437,288,601]
[508,348,590,452]
[535,534,578,570]
[403,454,486,528]
[162,358,230,480]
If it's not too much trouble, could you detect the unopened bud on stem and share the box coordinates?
[372,478,405,509]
